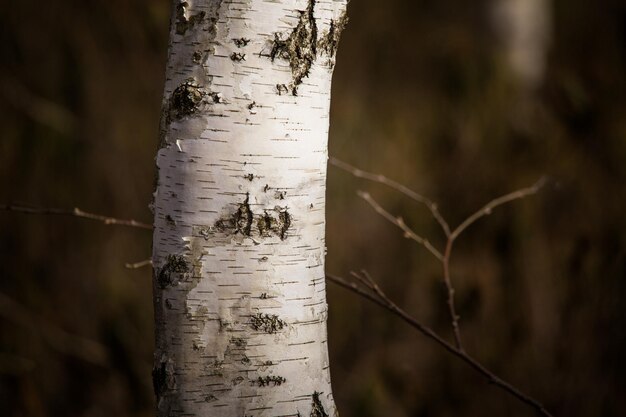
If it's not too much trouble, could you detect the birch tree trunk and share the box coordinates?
[151,1,347,416]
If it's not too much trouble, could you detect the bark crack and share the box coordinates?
[310,391,329,417]
[268,0,318,95]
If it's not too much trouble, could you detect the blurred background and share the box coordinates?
[0,0,625,416]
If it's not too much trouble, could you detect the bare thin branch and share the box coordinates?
[326,273,554,417]
[358,191,444,261]
[330,157,450,236]
[125,259,152,269]
[0,203,152,230]
[442,239,463,350]
[450,177,546,241]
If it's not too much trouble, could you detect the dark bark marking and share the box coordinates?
[208,91,223,103]
[205,394,218,403]
[230,52,246,62]
[168,80,204,121]
[214,198,291,240]
[257,211,275,237]
[250,313,285,333]
[153,356,176,402]
[232,376,245,386]
[175,2,206,35]
[276,83,289,95]
[318,11,348,65]
[278,209,291,240]
[268,0,318,95]
[234,193,253,236]
[311,392,329,417]
[254,375,286,387]
[157,254,190,288]
[233,37,251,47]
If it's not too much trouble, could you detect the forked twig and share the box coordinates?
[125,259,153,269]
[327,272,553,417]
[334,159,546,351]
[449,177,547,241]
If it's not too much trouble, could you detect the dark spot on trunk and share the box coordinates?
[278,210,291,240]
[268,0,318,95]
[234,193,253,236]
[318,11,348,66]
[276,83,289,95]
[230,52,246,62]
[311,392,329,417]
[169,80,204,121]
[250,313,285,333]
[157,254,190,288]
[176,2,206,35]
[233,37,250,47]
[254,375,286,387]
[152,356,176,402]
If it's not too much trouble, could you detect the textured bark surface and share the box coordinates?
[151,1,347,416]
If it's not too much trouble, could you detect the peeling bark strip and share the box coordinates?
[153,0,347,416]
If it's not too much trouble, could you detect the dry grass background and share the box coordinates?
[1,0,625,416]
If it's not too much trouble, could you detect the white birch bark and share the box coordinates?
[151,1,347,416]
[492,0,552,90]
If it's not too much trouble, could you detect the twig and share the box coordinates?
[357,191,443,261]
[330,157,451,236]
[0,203,152,230]
[345,158,546,351]
[125,259,152,269]
[449,177,547,241]
[441,238,463,349]
[326,272,554,417]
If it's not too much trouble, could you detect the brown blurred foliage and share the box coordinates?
[1,0,625,416]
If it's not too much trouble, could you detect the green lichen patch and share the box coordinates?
[168,79,204,121]
[269,0,318,95]
[250,313,286,334]
[157,254,190,288]
[175,2,206,35]
[254,375,286,387]
[311,392,329,417]
[318,12,348,61]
